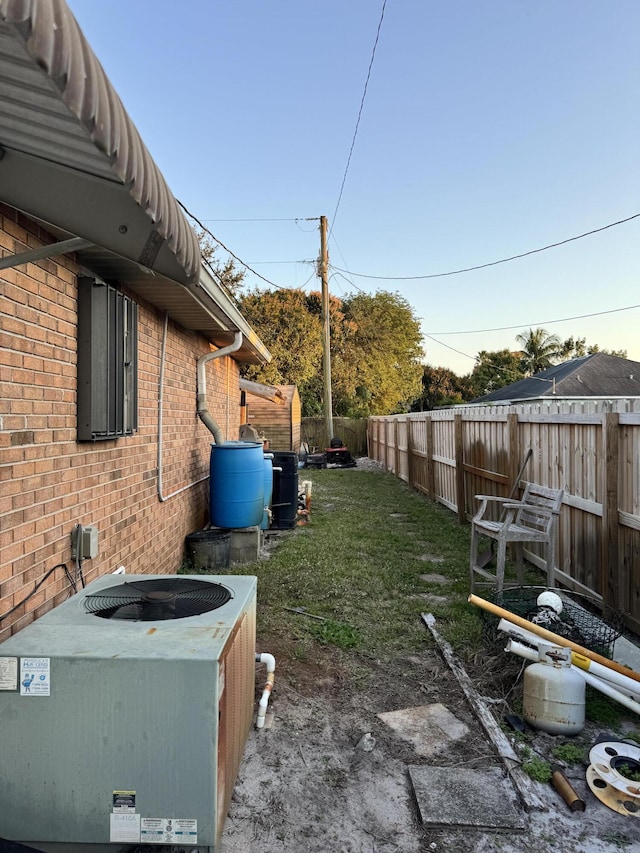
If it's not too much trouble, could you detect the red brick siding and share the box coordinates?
[0,206,240,641]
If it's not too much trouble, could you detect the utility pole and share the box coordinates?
[319,215,333,441]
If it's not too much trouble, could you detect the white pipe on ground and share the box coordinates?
[505,639,640,716]
[498,618,640,702]
[255,652,276,729]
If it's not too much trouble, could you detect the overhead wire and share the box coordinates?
[426,302,640,335]
[423,334,477,362]
[331,211,640,280]
[178,200,289,290]
[198,217,317,222]
[330,0,387,235]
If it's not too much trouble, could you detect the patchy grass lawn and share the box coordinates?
[221,464,638,731]
[230,467,479,662]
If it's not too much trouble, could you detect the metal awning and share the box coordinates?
[0,0,269,364]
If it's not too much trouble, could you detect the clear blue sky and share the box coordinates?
[67,0,640,376]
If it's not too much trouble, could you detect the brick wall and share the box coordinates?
[0,205,241,641]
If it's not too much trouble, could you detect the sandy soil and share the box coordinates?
[220,635,640,853]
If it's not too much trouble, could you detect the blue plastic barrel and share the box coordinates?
[210,441,265,528]
[260,455,273,530]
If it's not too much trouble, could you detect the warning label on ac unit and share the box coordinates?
[0,657,18,691]
[113,790,136,813]
[19,658,50,696]
[140,817,198,844]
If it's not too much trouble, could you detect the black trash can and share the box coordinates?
[271,451,298,529]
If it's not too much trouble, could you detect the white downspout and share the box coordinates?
[255,652,276,729]
[197,331,243,444]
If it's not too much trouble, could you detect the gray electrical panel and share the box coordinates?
[0,574,257,852]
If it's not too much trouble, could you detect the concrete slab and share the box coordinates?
[229,526,261,565]
[408,765,526,831]
[377,703,469,757]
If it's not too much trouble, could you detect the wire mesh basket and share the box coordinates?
[481,586,623,658]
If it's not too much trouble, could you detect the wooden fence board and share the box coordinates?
[368,400,640,630]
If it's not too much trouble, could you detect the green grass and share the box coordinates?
[225,467,478,661]
[196,463,639,740]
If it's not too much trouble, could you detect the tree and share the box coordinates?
[464,350,525,399]
[237,288,423,417]
[516,328,563,375]
[560,336,627,360]
[338,291,424,416]
[411,365,472,410]
[194,227,246,299]
[238,288,323,394]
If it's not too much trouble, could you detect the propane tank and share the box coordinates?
[522,643,585,735]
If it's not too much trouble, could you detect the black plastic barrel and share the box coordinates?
[185,528,231,571]
[260,455,273,530]
[210,441,264,528]
[271,451,298,529]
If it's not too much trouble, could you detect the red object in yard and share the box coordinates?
[325,446,356,468]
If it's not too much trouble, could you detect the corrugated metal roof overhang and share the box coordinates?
[0,0,270,364]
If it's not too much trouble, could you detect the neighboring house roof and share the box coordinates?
[472,353,640,404]
[0,0,269,364]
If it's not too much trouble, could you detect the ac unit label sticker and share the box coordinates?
[113,790,136,813]
[140,818,198,844]
[109,813,140,843]
[20,658,50,696]
[0,657,18,691]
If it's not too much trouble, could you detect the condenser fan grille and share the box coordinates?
[83,578,233,621]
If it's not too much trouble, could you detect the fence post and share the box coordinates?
[395,420,401,477]
[508,413,521,494]
[426,415,434,499]
[601,412,621,610]
[407,417,415,489]
[384,419,389,471]
[454,413,466,524]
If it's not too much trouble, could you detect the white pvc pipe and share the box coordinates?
[505,639,640,716]
[498,618,640,701]
[255,653,276,729]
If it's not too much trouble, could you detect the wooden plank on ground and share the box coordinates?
[422,613,547,813]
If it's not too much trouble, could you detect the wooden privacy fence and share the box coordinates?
[301,417,369,457]
[368,401,640,633]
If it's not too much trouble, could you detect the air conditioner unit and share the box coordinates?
[0,574,257,853]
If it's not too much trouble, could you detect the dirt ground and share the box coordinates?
[220,462,640,853]
[219,626,640,853]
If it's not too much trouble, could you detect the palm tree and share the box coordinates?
[516,328,563,375]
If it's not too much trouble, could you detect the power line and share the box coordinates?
[330,0,387,233]
[198,217,319,222]
[178,201,288,290]
[426,302,640,335]
[331,211,640,280]
[424,334,477,362]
